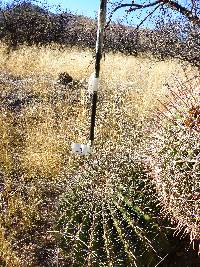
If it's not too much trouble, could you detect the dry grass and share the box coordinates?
[0,42,198,265]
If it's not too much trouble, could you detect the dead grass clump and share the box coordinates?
[0,43,92,79]
[19,103,66,178]
[0,226,21,266]
[0,111,13,174]
[0,174,61,265]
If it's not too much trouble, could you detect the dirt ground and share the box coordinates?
[161,237,200,267]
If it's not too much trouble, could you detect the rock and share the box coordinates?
[58,72,73,85]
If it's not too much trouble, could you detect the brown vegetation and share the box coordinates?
[0,42,199,265]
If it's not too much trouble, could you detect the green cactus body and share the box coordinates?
[57,153,170,266]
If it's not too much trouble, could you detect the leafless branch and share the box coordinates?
[106,1,160,27]
[162,0,200,25]
[108,0,200,26]
[135,4,161,30]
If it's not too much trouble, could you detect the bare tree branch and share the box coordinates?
[106,1,160,27]
[135,4,161,30]
[108,0,200,26]
[162,0,200,25]
[127,1,160,12]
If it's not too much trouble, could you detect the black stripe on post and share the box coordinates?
[89,0,107,146]
[89,91,98,142]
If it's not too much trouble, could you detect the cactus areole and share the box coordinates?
[89,0,107,145]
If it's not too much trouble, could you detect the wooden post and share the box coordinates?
[89,0,107,146]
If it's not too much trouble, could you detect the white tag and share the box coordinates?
[88,73,99,94]
[71,143,91,156]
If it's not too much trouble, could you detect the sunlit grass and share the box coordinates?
[0,42,198,265]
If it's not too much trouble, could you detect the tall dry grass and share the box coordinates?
[0,42,198,265]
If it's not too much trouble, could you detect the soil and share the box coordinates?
[161,236,200,267]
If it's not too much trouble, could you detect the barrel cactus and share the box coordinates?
[56,151,170,266]
[146,78,200,243]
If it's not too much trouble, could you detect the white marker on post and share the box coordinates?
[88,73,99,94]
[71,142,91,156]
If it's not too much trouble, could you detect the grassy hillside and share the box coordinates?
[0,1,199,66]
[0,42,199,266]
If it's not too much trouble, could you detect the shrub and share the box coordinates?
[0,1,62,47]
